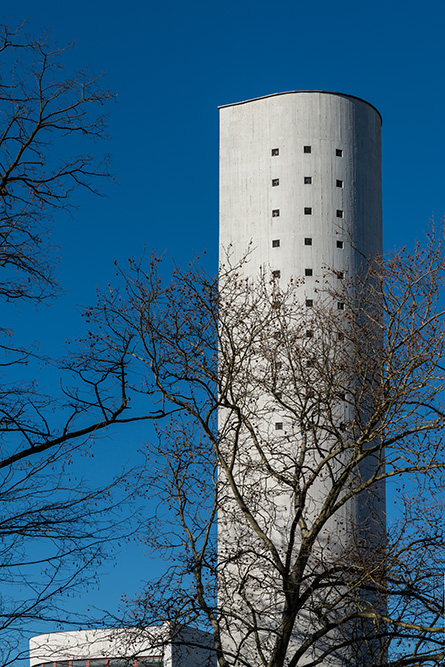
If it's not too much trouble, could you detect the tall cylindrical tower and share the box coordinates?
[218,91,384,666]
[219,91,382,283]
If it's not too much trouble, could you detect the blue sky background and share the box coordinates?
[4,0,445,659]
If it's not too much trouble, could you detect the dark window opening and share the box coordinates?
[306,330,313,338]
[337,302,345,310]
[338,393,346,401]
[272,209,280,217]
[338,332,345,341]
[336,148,343,157]
[272,239,280,247]
[272,178,280,186]
[275,422,283,430]
[275,391,282,399]
[337,240,344,249]
[336,209,343,218]
[306,299,313,307]
[304,207,312,215]
[304,145,312,153]
[305,268,313,276]
[337,271,344,279]
[272,270,281,278]
[304,176,312,184]
[336,179,343,188]
[272,148,279,156]
[305,237,312,245]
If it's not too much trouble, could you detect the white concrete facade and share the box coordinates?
[30,626,214,667]
[218,91,384,665]
[219,90,382,284]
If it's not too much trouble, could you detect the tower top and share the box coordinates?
[218,90,382,124]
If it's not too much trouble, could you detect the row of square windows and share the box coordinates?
[271,147,343,157]
[271,238,344,248]
[274,420,347,431]
[271,178,343,187]
[272,208,344,217]
[39,660,161,667]
[271,269,344,279]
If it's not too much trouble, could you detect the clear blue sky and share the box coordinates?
[5,0,445,658]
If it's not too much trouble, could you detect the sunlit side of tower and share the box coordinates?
[218,91,384,665]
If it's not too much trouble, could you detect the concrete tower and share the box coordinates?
[218,91,384,665]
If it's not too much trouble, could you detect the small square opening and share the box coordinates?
[336,209,343,218]
[336,149,343,157]
[336,179,343,188]
[275,422,283,430]
[272,209,280,217]
[272,270,281,278]
[305,238,312,246]
[305,268,313,276]
[271,148,279,156]
[272,239,280,248]
[304,145,312,153]
[336,240,344,249]
[304,207,312,215]
[304,176,312,184]
[306,330,313,338]
[272,178,280,186]
[337,302,345,310]
[306,299,313,307]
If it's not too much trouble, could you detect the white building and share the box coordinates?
[218,91,384,665]
[29,626,214,667]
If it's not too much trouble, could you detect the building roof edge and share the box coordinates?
[218,90,382,124]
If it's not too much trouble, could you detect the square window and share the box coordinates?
[272,178,280,186]
[337,302,345,310]
[305,268,313,276]
[271,148,279,156]
[306,329,313,338]
[275,391,282,399]
[275,361,283,369]
[337,240,344,249]
[338,393,346,401]
[304,145,311,153]
[275,422,283,430]
[272,239,280,248]
[306,299,313,307]
[336,209,343,218]
[305,237,312,245]
[336,179,343,188]
[304,207,312,215]
[337,271,344,279]
[272,209,280,217]
[338,332,344,341]
[336,149,343,157]
[306,358,315,367]
[304,176,312,184]
[272,270,281,278]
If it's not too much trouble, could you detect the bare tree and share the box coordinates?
[0,23,171,662]
[86,231,445,667]
[0,21,113,302]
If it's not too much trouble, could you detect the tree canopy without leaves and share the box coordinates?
[0,23,166,663]
[85,232,445,667]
